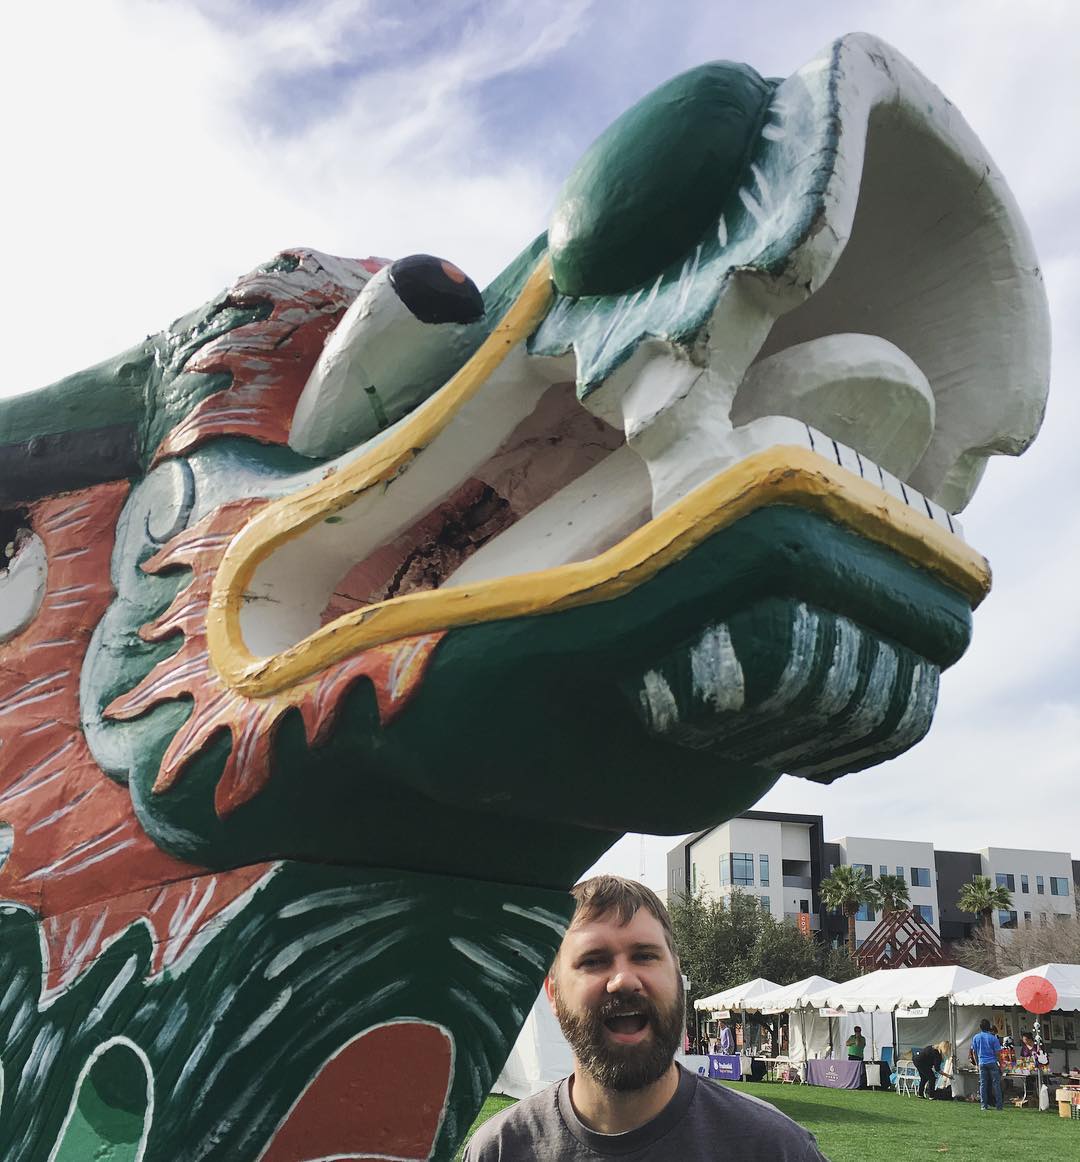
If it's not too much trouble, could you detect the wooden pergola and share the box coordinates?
[855,908,946,971]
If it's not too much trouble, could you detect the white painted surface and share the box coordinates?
[445,447,650,585]
[0,533,47,645]
[733,333,935,479]
[289,264,478,458]
[753,34,1050,513]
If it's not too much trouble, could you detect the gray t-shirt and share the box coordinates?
[463,1066,828,1160]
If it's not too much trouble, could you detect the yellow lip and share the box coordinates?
[207,256,990,699]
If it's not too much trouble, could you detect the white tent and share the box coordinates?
[799,965,996,1089]
[951,963,1080,1012]
[494,987,574,1099]
[743,976,838,1014]
[804,965,995,1012]
[693,977,780,1012]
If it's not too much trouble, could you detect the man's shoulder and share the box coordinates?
[462,1083,564,1160]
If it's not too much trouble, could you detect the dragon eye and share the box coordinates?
[388,254,485,325]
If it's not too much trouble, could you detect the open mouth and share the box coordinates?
[603,1012,650,1042]
[192,34,1047,800]
[207,252,988,701]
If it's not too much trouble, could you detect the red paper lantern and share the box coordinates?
[1016,975,1058,1014]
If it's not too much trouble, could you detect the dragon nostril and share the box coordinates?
[388,254,485,325]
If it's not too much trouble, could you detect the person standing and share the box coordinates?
[970,1019,1004,1111]
[913,1043,942,1099]
[719,1022,735,1055]
[845,1027,866,1062]
[465,876,828,1160]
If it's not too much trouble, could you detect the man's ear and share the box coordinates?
[544,973,557,1011]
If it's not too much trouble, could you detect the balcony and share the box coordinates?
[783,875,813,890]
[784,912,821,930]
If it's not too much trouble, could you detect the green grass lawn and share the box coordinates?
[455,1082,1079,1160]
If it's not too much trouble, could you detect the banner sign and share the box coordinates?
[897,1007,930,1018]
[708,1054,742,1081]
[818,1008,843,1017]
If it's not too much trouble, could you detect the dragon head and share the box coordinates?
[0,33,1048,907]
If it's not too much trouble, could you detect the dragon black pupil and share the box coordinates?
[388,254,485,325]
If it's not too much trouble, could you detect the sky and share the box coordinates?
[3,0,1078,889]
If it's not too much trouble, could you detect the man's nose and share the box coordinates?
[607,967,644,993]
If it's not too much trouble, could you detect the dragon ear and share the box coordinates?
[0,344,151,502]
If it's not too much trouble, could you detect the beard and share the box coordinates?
[552,975,685,1092]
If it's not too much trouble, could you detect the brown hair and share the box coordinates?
[560,875,676,960]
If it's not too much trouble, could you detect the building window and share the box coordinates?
[996,872,1015,892]
[910,867,931,888]
[731,853,754,886]
[759,854,770,887]
[998,910,1018,929]
[878,864,887,877]
[719,855,730,886]
[853,863,873,878]
[800,899,810,914]
[1037,875,1045,895]
[1024,911,1032,925]
[896,866,905,880]
[1050,877,1069,896]
[1021,874,1029,894]
[855,903,876,922]
[915,904,934,924]
[1040,912,1048,926]
[760,896,771,912]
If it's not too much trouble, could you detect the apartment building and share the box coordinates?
[980,846,1076,933]
[666,811,847,945]
[667,814,1077,949]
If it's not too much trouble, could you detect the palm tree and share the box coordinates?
[874,873,911,915]
[821,866,878,957]
[958,876,1014,939]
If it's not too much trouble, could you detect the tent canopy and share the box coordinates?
[951,963,1080,1012]
[694,977,779,1012]
[742,976,838,1014]
[804,965,996,1012]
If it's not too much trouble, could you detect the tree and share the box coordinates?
[955,912,1080,976]
[957,876,1013,940]
[820,866,878,957]
[873,873,910,915]
[667,888,856,1013]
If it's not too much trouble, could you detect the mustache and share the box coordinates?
[595,994,661,1022]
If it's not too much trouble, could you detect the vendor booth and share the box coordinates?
[693,978,780,1077]
[799,966,996,1094]
[951,963,1080,1105]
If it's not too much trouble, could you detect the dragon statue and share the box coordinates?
[0,33,1049,1161]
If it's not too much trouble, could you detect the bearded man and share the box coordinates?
[465,876,827,1159]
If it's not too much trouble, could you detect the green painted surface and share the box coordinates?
[0,38,999,1160]
[549,62,774,297]
[53,1045,149,1161]
[0,863,572,1160]
[83,435,971,880]
[533,44,841,395]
